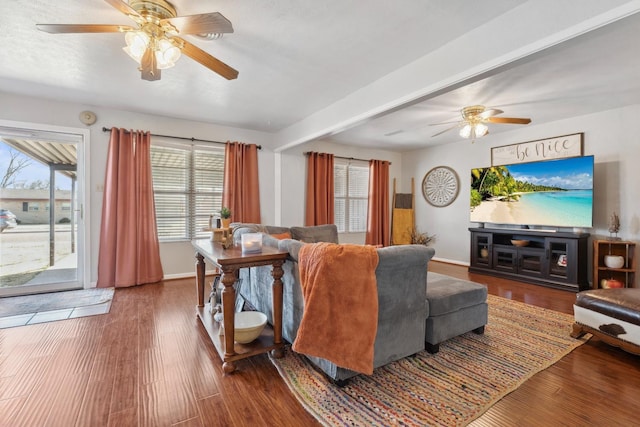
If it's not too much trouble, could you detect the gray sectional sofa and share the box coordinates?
[232,223,435,383]
[231,223,488,383]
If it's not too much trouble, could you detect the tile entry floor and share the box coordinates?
[0,301,111,329]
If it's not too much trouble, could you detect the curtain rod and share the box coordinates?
[101,127,262,150]
[303,151,391,165]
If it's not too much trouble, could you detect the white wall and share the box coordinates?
[0,91,276,282]
[402,103,640,286]
[4,91,639,286]
[278,140,403,244]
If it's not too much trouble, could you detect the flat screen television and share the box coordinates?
[470,155,594,228]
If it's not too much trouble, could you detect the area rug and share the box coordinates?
[0,287,114,317]
[270,294,588,427]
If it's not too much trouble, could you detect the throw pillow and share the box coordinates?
[290,225,339,243]
[270,232,292,240]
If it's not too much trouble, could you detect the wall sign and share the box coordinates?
[491,133,583,166]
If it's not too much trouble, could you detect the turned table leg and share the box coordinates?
[222,361,236,374]
[195,252,205,308]
[270,260,285,358]
[220,266,238,372]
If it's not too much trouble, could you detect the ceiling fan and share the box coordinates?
[431,105,531,140]
[37,0,238,82]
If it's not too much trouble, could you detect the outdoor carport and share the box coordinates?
[1,135,77,267]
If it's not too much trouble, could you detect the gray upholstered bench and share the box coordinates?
[425,272,488,353]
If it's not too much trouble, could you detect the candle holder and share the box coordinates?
[241,233,263,253]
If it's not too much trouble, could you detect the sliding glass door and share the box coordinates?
[0,121,88,297]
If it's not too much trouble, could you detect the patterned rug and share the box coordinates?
[270,294,588,427]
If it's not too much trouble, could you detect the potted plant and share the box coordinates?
[220,206,232,228]
[409,226,435,246]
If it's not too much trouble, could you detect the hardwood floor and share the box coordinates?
[1,261,638,426]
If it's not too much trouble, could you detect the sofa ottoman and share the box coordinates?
[571,288,640,355]
[425,272,488,353]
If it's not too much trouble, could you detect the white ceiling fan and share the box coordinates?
[37,0,238,82]
[431,105,531,140]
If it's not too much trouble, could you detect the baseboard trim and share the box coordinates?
[90,271,217,287]
[163,269,218,282]
[163,272,196,281]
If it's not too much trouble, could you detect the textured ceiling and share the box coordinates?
[1,1,639,152]
[0,0,520,132]
[327,11,640,150]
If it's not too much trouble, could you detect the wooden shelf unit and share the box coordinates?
[593,239,636,289]
[469,227,590,292]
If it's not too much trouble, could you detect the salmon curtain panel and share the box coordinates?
[222,141,261,223]
[97,128,164,288]
[305,152,335,226]
[365,159,391,246]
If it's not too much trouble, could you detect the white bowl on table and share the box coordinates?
[234,311,268,343]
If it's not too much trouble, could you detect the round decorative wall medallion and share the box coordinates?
[422,166,459,207]
[79,110,97,126]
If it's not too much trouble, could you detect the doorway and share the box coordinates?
[0,121,88,297]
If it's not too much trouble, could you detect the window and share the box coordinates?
[151,141,225,241]
[334,161,369,233]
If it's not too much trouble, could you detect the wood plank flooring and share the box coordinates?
[0,261,638,426]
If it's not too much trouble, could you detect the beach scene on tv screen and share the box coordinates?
[470,156,593,228]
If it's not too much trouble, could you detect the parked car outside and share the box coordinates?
[0,209,17,232]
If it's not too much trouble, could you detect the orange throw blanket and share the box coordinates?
[292,242,379,375]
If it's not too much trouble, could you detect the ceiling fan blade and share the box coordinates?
[140,47,161,81]
[179,38,238,80]
[37,24,134,34]
[104,0,142,21]
[163,12,233,35]
[431,124,459,137]
[486,117,531,125]
[478,108,503,119]
[429,120,459,126]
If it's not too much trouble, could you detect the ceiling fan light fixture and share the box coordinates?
[474,123,488,137]
[432,105,530,140]
[459,122,488,139]
[38,0,238,81]
[155,38,181,69]
[123,31,181,69]
[123,31,151,63]
[459,124,472,138]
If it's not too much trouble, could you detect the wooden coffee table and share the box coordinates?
[192,239,288,373]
